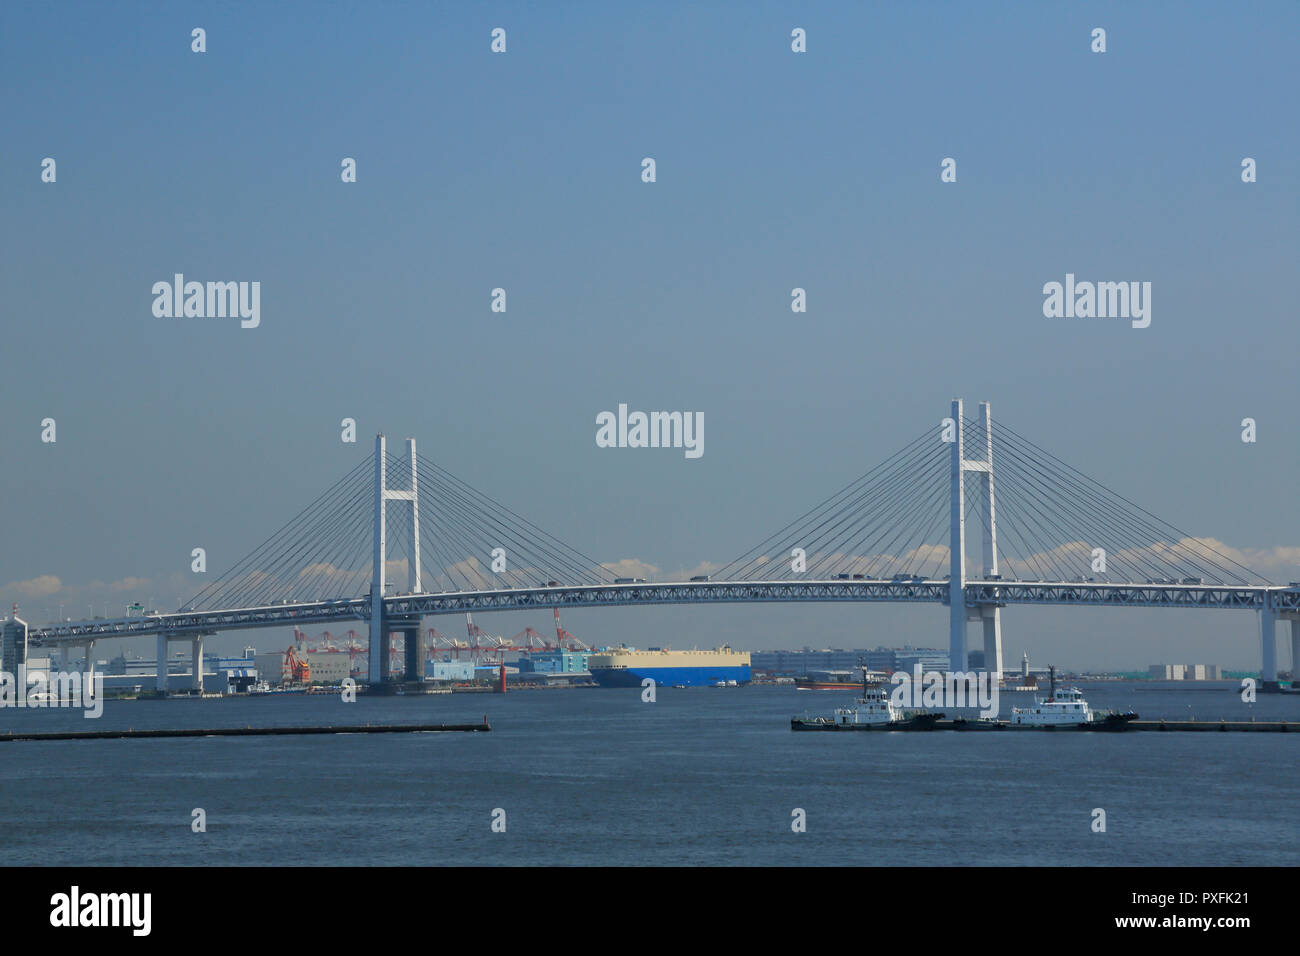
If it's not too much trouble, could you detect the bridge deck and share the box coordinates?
[27,580,1300,643]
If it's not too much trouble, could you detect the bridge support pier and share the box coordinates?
[981,607,1003,681]
[156,634,168,692]
[1292,619,1300,683]
[1260,603,1278,688]
[401,623,423,682]
[59,644,70,673]
[84,641,95,682]
[367,618,388,683]
[191,636,203,692]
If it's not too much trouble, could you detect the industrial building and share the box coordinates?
[427,660,475,682]
[253,649,351,685]
[208,658,258,693]
[1149,664,1223,680]
[894,648,950,674]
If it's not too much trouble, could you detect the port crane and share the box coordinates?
[552,608,588,651]
[464,613,513,662]
[283,645,311,684]
[292,606,593,675]
[509,627,552,650]
[428,626,471,658]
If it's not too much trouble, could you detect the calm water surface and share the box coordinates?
[1,682,1296,865]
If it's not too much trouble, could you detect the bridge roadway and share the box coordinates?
[27,578,1300,645]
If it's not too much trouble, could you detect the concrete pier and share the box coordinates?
[1293,619,1300,681]
[400,623,422,682]
[793,717,1297,733]
[0,719,491,742]
[1261,603,1278,687]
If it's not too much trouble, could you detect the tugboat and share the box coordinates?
[792,670,943,731]
[1009,666,1138,729]
[828,681,901,727]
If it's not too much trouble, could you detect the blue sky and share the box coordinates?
[1,1,1296,669]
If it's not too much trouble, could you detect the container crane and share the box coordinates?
[510,627,551,651]
[465,613,508,662]
[430,626,470,659]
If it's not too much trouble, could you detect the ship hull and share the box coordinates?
[590,665,751,688]
[791,712,945,731]
[791,712,1141,732]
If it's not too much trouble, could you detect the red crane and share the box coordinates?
[465,613,509,663]
[293,629,367,677]
[284,645,311,684]
[553,608,588,651]
[428,626,469,659]
[510,627,551,650]
[306,629,346,655]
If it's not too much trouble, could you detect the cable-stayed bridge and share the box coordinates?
[9,400,1300,691]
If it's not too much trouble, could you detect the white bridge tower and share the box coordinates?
[368,434,422,684]
[948,399,1003,679]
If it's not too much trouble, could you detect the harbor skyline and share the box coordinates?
[9,399,1298,676]
[0,1,1294,921]
[3,3,1297,669]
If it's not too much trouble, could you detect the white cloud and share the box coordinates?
[601,558,660,580]
[3,574,62,599]
[110,576,150,591]
[671,560,722,580]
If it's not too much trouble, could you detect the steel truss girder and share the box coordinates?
[26,581,1297,646]
[966,582,1279,610]
[29,600,368,643]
